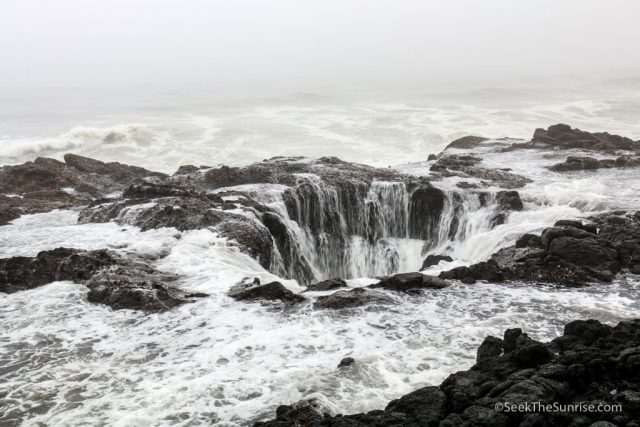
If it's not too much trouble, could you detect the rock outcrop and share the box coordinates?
[548,155,640,172]
[431,154,532,189]
[228,281,305,304]
[0,247,200,311]
[314,287,395,309]
[440,212,640,285]
[505,124,640,153]
[256,318,640,426]
[0,154,166,220]
[370,272,449,293]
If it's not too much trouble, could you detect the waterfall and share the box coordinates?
[231,173,502,284]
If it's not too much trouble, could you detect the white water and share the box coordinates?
[1,77,640,173]
[2,80,640,426]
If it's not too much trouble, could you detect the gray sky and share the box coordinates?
[1,0,640,92]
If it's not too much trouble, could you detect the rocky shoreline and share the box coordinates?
[1,124,640,425]
[256,318,640,426]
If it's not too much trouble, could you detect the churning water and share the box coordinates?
[2,78,640,426]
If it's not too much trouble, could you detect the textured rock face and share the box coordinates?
[370,272,449,292]
[256,318,640,426]
[439,213,640,285]
[0,154,166,219]
[504,124,640,153]
[0,248,200,311]
[548,155,640,172]
[421,254,453,269]
[228,281,305,304]
[313,287,395,309]
[305,278,347,292]
[431,154,532,189]
[444,135,489,150]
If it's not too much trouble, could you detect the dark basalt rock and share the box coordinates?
[548,155,640,172]
[445,135,489,150]
[314,287,394,309]
[421,254,453,269]
[338,357,355,368]
[439,259,504,284]
[504,124,640,153]
[370,272,449,293]
[515,233,544,249]
[0,205,21,225]
[0,248,119,293]
[476,336,503,363]
[440,215,633,285]
[533,124,640,151]
[495,190,524,211]
[431,154,532,189]
[228,281,305,304]
[0,247,198,311]
[256,318,640,426]
[85,265,194,312]
[0,154,167,220]
[305,278,347,292]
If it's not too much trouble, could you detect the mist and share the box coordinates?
[2,0,640,94]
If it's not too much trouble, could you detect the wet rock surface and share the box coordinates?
[228,281,306,304]
[505,124,640,152]
[305,278,347,292]
[548,155,640,172]
[431,154,532,189]
[314,287,395,309]
[0,247,199,311]
[0,154,166,219]
[256,318,640,426]
[439,213,640,285]
[370,272,450,292]
[421,254,454,269]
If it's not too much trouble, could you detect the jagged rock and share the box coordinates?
[408,186,446,240]
[0,247,198,311]
[444,135,489,150]
[0,205,21,225]
[421,254,453,269]
[495,190,524,211]
[476,336,503,363]
[85,265,196,312]
[431,154,532,189]
[0,248,119,293]
[370,272,449,292]
[338,357,355,368]
[548,155,640,172]
[257,318,640,426]
[255,399,328,426]
[228,281,305,304]
[305,278,347,292]
[439,259,504,284]
[533,124,640,151]
[314,287,394,309]
[515,233,544,249]
[440,216,631,285]
[0,154,166,220]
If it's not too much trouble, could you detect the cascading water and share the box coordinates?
[236,174,504,284]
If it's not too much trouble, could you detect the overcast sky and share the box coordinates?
[1,0,640,92]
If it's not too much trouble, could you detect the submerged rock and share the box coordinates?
[314,287,394,309]
[0,247,200,311]
[256,318,640,426]
[304,277,347,292]
[228,281,305,304]
[444,135,489,150]
[548,155,640,172]
[370,272,449,292]
[421,254,453,269]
